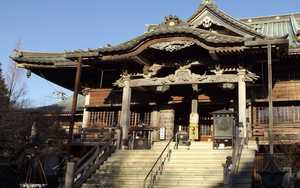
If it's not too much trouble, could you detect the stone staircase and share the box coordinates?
[82,142,171,188]
[154,141,257,188]
[82,141,257,188]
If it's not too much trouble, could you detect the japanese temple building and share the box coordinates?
[11,0,300,147]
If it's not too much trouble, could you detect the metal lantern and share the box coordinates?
[211,109,236,149]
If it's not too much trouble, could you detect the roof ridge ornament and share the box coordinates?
[202,0,216,6]
[158,15,189,28]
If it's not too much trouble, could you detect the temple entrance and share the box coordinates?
[199,113,213,141]
[174,101,232,141]
[174,103,190,134]
[174,103,214,141]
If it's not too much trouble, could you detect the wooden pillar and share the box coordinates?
[267,44,274,155]
[120,80,131,148]
[30,122,37,144]
[82,92,90,128]
[150,109,160,141]
[238,69,247,138]
[159,107,175,140]
[189,84,199,140]
[69,58,82,142]
[64,162,75,188]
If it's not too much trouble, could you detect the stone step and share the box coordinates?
[153,186,224,188]
[159,174,224,180]
[160,171,252,181]
[169,156,254,160]
[82,181,143,188]
[155,179,225,187]
[96,170,148,175]
[165,163,253,169]
[153,184,250,188]
[155,178,251,186]
[163,168,224,174]
[99,166,152,171]
[89,175,146,181]
[174,149,254,153]
[83,185,141,188]
[103,161,158,166]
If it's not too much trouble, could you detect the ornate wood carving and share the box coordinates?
[114,74,131,87]
[114,66,258,88]
[150,40,195,52]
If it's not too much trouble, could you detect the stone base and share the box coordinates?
[189,123,199,140]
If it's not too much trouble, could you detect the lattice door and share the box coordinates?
[199,115,213,141]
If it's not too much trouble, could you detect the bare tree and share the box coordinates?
[6,40,28,108]
[6,62,27,107]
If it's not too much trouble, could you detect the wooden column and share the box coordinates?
[238,69,247,138]
[159,107,175,140]
[64,162,75,188]
[150,109,160,141]
[189,84,199,140]
[82,92,90,128]
[267,44,274,155]
[120,80,131,148]
[69,58,82,142]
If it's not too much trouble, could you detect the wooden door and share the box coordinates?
[199,115,213,141]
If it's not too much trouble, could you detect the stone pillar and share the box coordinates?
[120,80,131,148]
[189,100,199,140]
[189,84,199,140]
[150,110,160,141]
[238,70,247,138]
[82,93,90,128]
[159,108,175,140]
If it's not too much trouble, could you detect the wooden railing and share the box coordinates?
[64,134,116,188]
[143,137,173,188]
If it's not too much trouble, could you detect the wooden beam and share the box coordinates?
[209,51,219,61]
[101,36,215,62]
[132,55,147,65]
[68,58,82,143]
[245,39,289,47]
[127,74,253,88]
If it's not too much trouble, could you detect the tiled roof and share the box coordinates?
[10,51,72,66]
[68,25,245,55]
[240,14,300,47]
[188,1,264,38]
[12,25,246,64]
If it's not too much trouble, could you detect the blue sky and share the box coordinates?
[1,0,300,106]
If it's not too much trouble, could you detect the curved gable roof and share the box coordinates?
[188,1,264,38]
[12,22,246,67]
